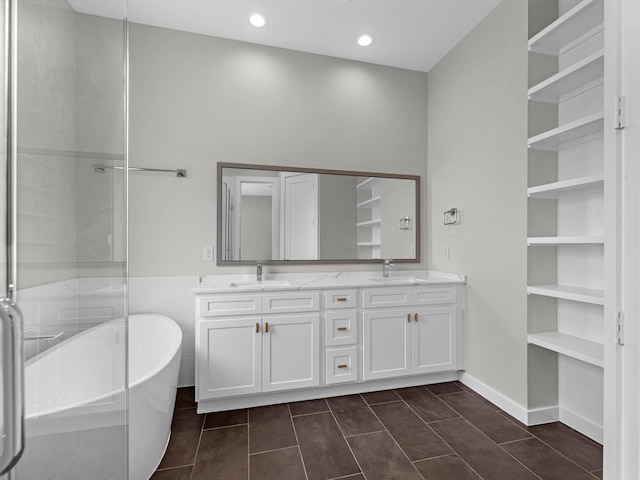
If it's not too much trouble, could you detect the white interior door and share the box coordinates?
[282,173,318,260]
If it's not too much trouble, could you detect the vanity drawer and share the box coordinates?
[362,288,412,309]
[324,289,357,309]
[412,286,457,306]
[198,294,262,317]
[325,310,357,347]
[262,292,320,314]
[325,347,358,385]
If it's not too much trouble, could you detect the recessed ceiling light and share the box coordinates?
[249,13,268,28]
[356,34,374,47]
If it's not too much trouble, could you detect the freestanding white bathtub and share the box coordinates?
[23,314,182,480]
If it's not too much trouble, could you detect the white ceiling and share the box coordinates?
[68,0,501,72]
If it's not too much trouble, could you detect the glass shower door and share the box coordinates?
[1,0,129,478]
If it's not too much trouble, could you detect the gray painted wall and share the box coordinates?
[319,174,357,260]
[426,0,529,406]
[129,23,428,277]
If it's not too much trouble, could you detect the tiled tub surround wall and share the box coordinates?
[194,271,466,413]
[152,382,604,480]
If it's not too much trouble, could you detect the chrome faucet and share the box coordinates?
[383,259,394,278]
[257,262,263,282]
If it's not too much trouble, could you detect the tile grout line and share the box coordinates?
[400,386,541,480]
[188,410,207,480]
[499,427,604,477]
[363,393,430,480]
[202,422,248,432]
[494,409,603,473]
[326,396,368,480]
[398,398,485,480]
[247,408,251,480]
[438,387,600,479]
[287,403,310,480]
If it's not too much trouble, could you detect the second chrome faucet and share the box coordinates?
[382,259,394,278]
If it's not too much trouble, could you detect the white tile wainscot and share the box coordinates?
[193,270,466,413]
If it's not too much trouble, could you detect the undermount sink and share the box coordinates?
[229,280,291,288]
[370,277,422,283]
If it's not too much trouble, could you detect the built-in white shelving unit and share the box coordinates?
[527,236,604,245]
[527,0,605,443]
[528,0,603,55]
[527,332,603,367]
[527,174,603,198]
[528,112,603,151]
[528,50,603,103]
[527,284,604,305]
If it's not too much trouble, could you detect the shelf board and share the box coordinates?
[528,174,604,198]
[357,177,380,189]
[528,50,604,104]
[357,196,381,208]
[357,219,381,227]
[528,0,604,55]
[528,332,603,367]
[357,242,381,247]
[527,284,604,305]
[528,112,604,151]
[527,236,604,246]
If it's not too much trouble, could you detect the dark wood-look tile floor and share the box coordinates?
[152,383,603,480]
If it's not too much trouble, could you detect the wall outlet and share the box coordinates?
[443,246,449,260]
[203,246,214,261]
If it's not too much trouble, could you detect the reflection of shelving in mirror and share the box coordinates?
[357,176,382,259]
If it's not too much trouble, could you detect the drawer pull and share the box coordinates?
[407,313,411,323]
[337,364,348,369]
[414,313,419,322]
[337,327,348,331]
[255,323,260,333]
[265,322,269,333]
[336,297,348,302]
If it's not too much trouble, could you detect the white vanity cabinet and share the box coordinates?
[196,292,320,400]
[194,275,464,412]
[362,286,459,381]
[324,289,358,385]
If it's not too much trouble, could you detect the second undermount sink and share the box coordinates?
[229,280,291,288]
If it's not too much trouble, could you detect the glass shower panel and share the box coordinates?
[12,1,127,479]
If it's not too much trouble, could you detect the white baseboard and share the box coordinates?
[527,406,559,426]
[457,372,529,425]
[560,407,603,444]
[458,372,603,444]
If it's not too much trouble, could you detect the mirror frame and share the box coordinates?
[217,162,421,265]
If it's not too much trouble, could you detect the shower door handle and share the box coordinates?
[0,298,24,474]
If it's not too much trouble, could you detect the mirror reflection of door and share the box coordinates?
[281,173,318,260]
[236,177,279,261]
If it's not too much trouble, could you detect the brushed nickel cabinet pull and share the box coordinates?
[337,364,348,369]
[337,327,348,331]
[336,297,348,302]
[265,322,269,333]
[256,323,260,333]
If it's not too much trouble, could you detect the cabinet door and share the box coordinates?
[362,309,411,380]
[198,318,262,399]
[412,306,457,374]
[262,314,320,392]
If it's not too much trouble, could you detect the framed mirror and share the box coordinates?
[217,162,420,265]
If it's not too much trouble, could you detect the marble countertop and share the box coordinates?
[193,270,466,294]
